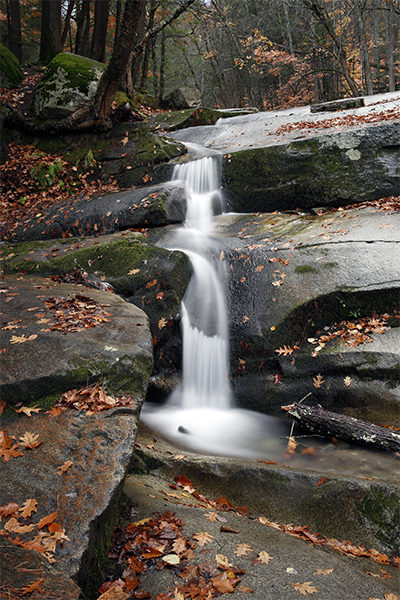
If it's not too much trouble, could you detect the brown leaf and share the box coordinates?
[257,550,273,564]
[317,476,326,487]
[57,460,73,475]
[19,498,38,518]
[19,431,41,449]
[255,264,265,272]
[313,373,325,388]
[16,405,42,417]
[291,581,318,595]
[313,568,335,576]
[37,510,58,529]
[211,577,235,593]
[0,444,24,461]
[22,578,44,595]
[235,542,252,557]
[283,436,297,458]
[193,531,214,547]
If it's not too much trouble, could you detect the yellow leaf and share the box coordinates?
[258,550,273,564]
[158,317,168,330]
[16,406,42,417]
[344,376,352,387]
[19,432,41,449]
[162,554,180,565]
[128,269,140,275]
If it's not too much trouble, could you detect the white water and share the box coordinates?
[141,153,288,459]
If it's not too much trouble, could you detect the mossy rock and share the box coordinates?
[30,52,106,120]
[0,44,23,89]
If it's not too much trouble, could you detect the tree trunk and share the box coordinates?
[151,36,158,97]
[75,0,91,56]
[130,0,146,89]
[92,0,145,128]
[356,0,373,95]
[140,0,158,90]
[8,0,22,62]
[388,0,395,91]
[61,0,75,50]
[281,402,400,453]
[39,0,62,64]
[158,29,165,100]
[90,0,110,63]
[303,0,359,97]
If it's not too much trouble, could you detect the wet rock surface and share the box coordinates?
[113,425,400,600]
[0,274,153,405]
[170,92,400,211]
[2,231,191,380]
[9,181,188,243]
[0,535,81,599]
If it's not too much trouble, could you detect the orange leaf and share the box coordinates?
[19,498,38,518]
[0,444,24,461]
[156,292,164,300]
[22,578,44,595]
[37,510,58,529]
[57,460,73,475]
[146,279,157,289]
[317,477,326,487]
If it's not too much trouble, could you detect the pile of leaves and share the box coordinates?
[270,108,399,137]
[0,143,119,239]
[55,384,136,414]
[44,293,111,334]
[100,473,400,599]
[103,509,248,599]
[275,311,398,358]
[343,195,400,214]
[0,499,69,564]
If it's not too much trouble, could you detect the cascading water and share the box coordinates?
[141,151,287,458]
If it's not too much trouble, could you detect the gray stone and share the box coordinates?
[168,87,201,110]
[0,274,153,405]
[30,52,106,120]
[9,181,188,242]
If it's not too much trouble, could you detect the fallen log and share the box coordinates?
[281,402,400,453]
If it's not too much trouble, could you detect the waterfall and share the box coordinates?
[171,156,231,410]
[141,152,287,459]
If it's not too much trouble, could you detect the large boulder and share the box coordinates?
[212,207,400,425]
[168,87,201,110]
[8,181,188,242]
[30,52,106,120]
[2,233,192,382]
[169,93,400,211]
[0,43,23,89]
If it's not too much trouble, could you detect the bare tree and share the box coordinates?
[39,0,62,64]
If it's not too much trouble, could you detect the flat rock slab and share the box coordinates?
[0,535,81,599]
[0,274,153,405]
[8,181,188,243]
[0,404,141,590]
[169,92,400,211]
[117,426,400,600]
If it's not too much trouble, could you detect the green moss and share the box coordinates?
[358,486,400,552]
[295,265,319,274]
[323,262,338,269]
[0,43,23,88]
[37,52,105,97]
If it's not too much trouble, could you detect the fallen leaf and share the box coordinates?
[317,477,326,487]
[235,542,252,557]
[255,264,265,272]
[193,531,214,547]
[211,577,236,593]
[22,578,44,595]
[146,279,157,288]
[19,431,41,449]
[57,460,73,475]
[344,376,352,387]
[162,554,180,565]
[172,538,186,555]
[37,510,58,529]
[158,317,167,330]
[257,550,273,564]
[291,581,318,595]
[313,567,335,575]
[19,498,38,518]
[128,269,140,275]
[243,315,250,323]
[215,554,233,567]
[10,334,37,344]
[237,586,255,593]
[156,292,164,300]
[0,444,24,461]
[16,405,42,417]
[283,436,297,458]
[313,373,325,388]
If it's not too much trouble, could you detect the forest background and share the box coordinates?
[1,0,399,114]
